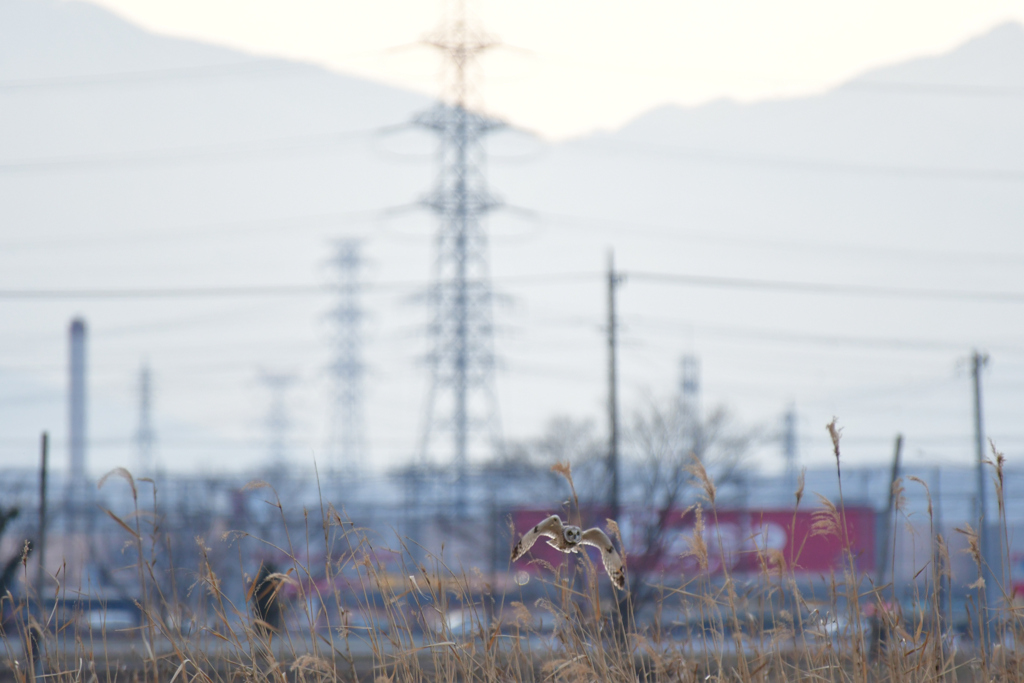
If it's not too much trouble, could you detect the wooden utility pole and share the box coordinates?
[36,432,48,594]
[870,433,902,659]
[932,466,946,631]
[607,251,623,522]
[971,350,995,635]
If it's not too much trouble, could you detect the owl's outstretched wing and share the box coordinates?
[512,515,563,561]
[580,527,626,590]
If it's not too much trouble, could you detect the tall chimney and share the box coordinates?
[68,318,88,510]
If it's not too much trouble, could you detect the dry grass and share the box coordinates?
[1,440,1022,683]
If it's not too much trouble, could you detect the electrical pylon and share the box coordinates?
[415,0,502,516]
[679,354,702,451]
[328,239,366,475]
[782,404,798,490]
[259,372,296,466]
[135,363,156,478]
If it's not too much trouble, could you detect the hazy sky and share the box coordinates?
[5,0,1024,478]
[86,0,1024,138]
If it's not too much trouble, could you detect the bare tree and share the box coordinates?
[497,405,751,617]
[531,417,607,501]
[619,393,753,614]
[496,416,606,502]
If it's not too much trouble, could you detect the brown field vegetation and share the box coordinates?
[1,429,1021,683]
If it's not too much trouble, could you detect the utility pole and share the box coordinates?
[416,0,502,518]
[67,318,88,536]
[607,251,624,521]
[971,350,994,631]
[871,433,903,660]
[932,466,946,631]
[36,432,48,594]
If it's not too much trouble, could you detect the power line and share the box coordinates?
[500,46,1024,103]
[537,210,1024,267]
[585,138,1024,183]
[5,421,1024,452]
[0,273,593,300]
[0,60,294,91]
[8,203,1019,271]
[0,284,327,300]
[3,270,1024,303]
[0,206,396,251]
[627,270,1024,304]
[621,314,1024,354]
[845,81,1024,98]
[0,127,388,174]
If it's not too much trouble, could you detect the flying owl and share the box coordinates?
[511,514,625,590]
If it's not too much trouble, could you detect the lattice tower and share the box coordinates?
[135,363,156,478]
[415,0,502,516]
[328,240,366,475]
[260,372,296,466]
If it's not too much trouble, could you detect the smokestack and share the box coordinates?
[68,318,88,508]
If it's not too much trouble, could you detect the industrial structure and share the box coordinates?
[679,354,701,411]
[66,318,88,525]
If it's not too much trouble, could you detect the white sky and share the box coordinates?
[85,0,1024,139]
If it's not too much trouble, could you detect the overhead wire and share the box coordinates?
[5,50,1022,100]
[579,137,1024,183]
[0,59,299,91]
[535,210,1024,266]
[4,266,1024,395]
[0,272,596,300]
[6,203,1022,270]
[843,81,1024,98]
[626,270,1024,304]
[621,314,1024,355]
[0,124,408,174]
[517,48,1024,101]
[3,268,1021,304]
[0,205,400,252]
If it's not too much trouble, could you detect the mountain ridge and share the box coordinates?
[614,21,1024,140]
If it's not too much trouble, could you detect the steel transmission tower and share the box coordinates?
[135,363,156,478]
[416,0,502,516]
[679,355,701,412]
[328,240,366,474]
[782,404,798,490]
[260,372,296,467]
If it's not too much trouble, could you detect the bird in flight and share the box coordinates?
[511,514,625,589]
